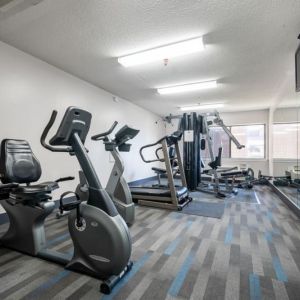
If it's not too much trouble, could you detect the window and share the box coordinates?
[231,125,265,159]
[202,127,230,159]
[202,124,265,159]
[273,123,300,159]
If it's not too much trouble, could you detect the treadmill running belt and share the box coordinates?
[130,186,188,197]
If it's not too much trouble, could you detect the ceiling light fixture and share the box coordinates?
[158,80,217,95]
[118,37,204,67]
[179,103,224,111]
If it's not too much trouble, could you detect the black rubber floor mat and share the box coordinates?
[180,201,225,218]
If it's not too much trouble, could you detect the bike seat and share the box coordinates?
[152,167,167,174]
[12,181,59,194]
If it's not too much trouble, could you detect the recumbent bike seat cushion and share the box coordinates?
[0,139,58,194]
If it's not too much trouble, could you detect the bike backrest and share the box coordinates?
[0,139,41,184]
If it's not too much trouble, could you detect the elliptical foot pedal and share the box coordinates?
[100,261,133,294]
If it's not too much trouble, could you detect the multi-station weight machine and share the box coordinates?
[164,110,254,198]
[198,111,247,197]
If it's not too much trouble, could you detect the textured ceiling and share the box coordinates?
[0,0,299,116]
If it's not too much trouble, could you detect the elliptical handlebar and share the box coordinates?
[41,110,73,152]
[91,121,118,141]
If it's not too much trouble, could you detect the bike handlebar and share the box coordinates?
[91,121,118,141]
[41,110,73,152]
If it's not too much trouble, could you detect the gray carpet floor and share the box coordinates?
[0,186,300,300]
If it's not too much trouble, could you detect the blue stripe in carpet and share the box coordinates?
[67,248,74,256]
[267,211,273,220]
[272,256,288,282]
[102,252,152,300]
[164,238,181,256]
[264,231,272,243]
[26,270,70,299]
[47,233,70,247]
[185,220,193,229]
[249,273,261,300]
[224,224,233,245]
[168,249,195,297]
[170,212,183,219]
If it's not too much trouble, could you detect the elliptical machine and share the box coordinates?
[0,107,132,294]
[75,121,139,226]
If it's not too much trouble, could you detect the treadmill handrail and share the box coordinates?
[139,131,182,163]
[155,147,163,160]
[139,139,166,163]
[41,110,73,152]
[91,121,118,140]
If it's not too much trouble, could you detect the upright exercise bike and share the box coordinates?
[76,121,139,226]
[0,107,132,294]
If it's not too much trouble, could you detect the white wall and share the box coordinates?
[0,41,165,213]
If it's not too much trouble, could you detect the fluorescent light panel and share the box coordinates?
[158,80,217,95]
[118,37,204,67]
[180,103,224,111]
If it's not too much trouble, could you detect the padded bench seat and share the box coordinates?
[12,182,59,194]
[130,186,188,197]
[151,167,167,174]
[220,170,248,177]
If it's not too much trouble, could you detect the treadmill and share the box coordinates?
[130,131,192,210]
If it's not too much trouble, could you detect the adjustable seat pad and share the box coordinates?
[220,170,248,177]
[151,167,167,174]
[12,182,58,194]
[131,186,188,197]
[0,139,58,194]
